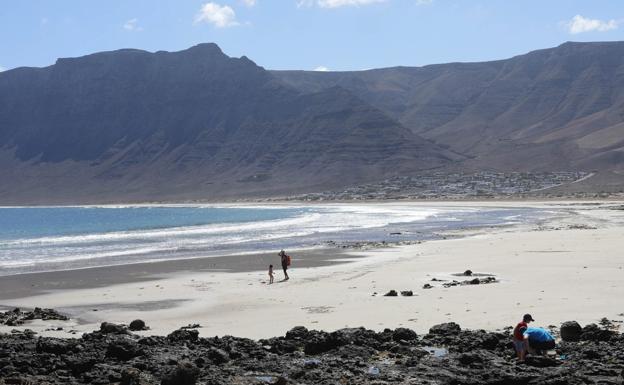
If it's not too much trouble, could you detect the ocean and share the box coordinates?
[0,204,548,276]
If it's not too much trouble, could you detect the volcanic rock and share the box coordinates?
[560,321,583,342]
[429,322,461,336]
[128,320,148,331]
[160,362,199,385]
[100,322,128,335]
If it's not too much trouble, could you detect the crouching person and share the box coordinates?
[521,326,556,356]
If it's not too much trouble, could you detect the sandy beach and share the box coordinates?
[1,201,623,339]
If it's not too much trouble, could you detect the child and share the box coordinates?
[268,264,274,284]
[513,314,534,361]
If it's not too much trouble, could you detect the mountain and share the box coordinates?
[0,43,456,204]
[274,41,624,173]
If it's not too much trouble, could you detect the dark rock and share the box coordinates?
[458,352,483,365]
[128,319,148,331]
[469,278,480,285]
[100,322,128,334]
[285,326,309,340]
[120,367,142,385]
[400,290,413,296]
[160,362,199,385]
[524,355,560,367]
[581,323,615,342]
[207,348,229,364]
[429,322,461,336]
[392,328,418,341]
[167,329,199,342]
[463,270,473,276]
[384,290,398,297]
[36,338,72,355]
[423,284,433,289]
[560,321,583,342]
[304,332,342,355]
[106,338,143,361]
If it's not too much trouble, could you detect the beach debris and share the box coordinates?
[0,307,68,326]
[303,358,321,368]
[181,323,202,329]
[128,319,148,331]
[367,366,380,375]
[384,290,398,297]
[400,290,414,297]
[442,276,497,288]
[560,321,582,341]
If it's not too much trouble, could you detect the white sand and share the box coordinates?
[2,201,623,339]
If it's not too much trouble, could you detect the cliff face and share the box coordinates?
[0,44,454,204]
[274,41,624,172]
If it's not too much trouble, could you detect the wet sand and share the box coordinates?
[0,248,360,300]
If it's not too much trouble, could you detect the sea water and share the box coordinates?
[0,204,547,276]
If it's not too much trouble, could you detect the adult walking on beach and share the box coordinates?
[279,249,290,281]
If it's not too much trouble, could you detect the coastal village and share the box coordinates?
[280,171,597,201]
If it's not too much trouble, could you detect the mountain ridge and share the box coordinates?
[0,43,456,204]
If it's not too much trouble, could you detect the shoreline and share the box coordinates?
[0,201,623,340]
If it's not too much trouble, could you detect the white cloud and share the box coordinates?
[242,0,256,6]
[0,66,5,72]
[314,66,330,71]
[298,0,386,8]
[123,18,143,31]
[195,2,240,27]
[566,14,618,34]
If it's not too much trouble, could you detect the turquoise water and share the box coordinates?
[0,206,306,241]
[0,204,547,276]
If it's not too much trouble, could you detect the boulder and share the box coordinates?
[384,290,398,297]
[392,328,418,342]
[560,321,582,342]
[100,322,128,334]
[167,329,199,343]
[463,270,473,276]
[128,320,147,331]
[304,332,342,355]
[429,322,461,336]
[400,290,413,297]
[285,326,309,340]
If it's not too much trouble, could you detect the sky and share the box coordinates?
[1,0,624,72]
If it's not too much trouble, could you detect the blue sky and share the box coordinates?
[1,0,624,72]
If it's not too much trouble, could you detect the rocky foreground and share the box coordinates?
[0,315,623,385]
